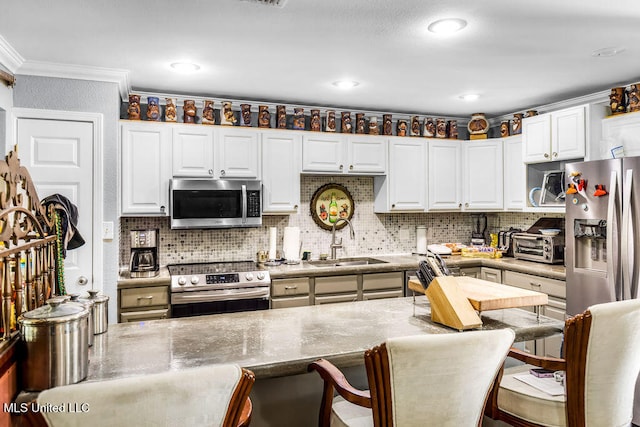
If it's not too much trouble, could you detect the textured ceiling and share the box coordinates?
[1,0,640,117]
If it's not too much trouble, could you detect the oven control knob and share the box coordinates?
[245,272,254,281]
[190,276,200,285]
[177,276,187,286]
[257,272,265,281]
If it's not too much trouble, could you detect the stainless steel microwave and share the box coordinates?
[169,179,262,229]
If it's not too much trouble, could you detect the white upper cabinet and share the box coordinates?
[601,111,640,159]
[121,122,171,215]
[463,138,504,210]
[302,133,344,172]
[302,133,387,174]
[374,137,426,212]
[345,135,387,174]
[428,139,462,210]
[262,131,301,214]
[428,138,503,211]
[523,105,586,163]
[217,127,261,179]
[503,136,525,210]
[172,125,215,177]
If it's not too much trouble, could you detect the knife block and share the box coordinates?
[425,277,482,331]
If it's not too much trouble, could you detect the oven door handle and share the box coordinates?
[513,235,543,241]
[171,287,270,304]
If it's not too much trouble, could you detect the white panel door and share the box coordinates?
[261,132,301,213]
[463,139,504,210]
[172,125,214,177]
[217,128,260,178]
[428,139,461,210]
[16,118,94,295]
[347,136,386,174]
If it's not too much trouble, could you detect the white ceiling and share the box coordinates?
[1,0,640,118]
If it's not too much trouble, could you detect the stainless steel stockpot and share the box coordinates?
[86,289,109,334]
[18,298,90,391]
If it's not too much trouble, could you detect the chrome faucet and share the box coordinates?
[330,218,355,260]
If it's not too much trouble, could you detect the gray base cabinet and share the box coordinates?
[271,278,310,309]
[118,285,170,323]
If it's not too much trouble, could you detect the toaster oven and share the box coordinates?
[512,234,565,264]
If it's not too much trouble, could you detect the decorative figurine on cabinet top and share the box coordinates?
[629,84,640,113]
[436,118,447,138]
[259,105,271,128]
[127,94,141,120]
[341,112,352,133]
[165,98,177,122]
[368,116,379,135]
[410,116,420,136]
[202,100,215,125]
[310,109,321,132]
[397,120,408,136]
[355,113,365,134]
[609,87,628,115]
[447,120,458,139]
[467,113,488,139]
[183,100,197,124]
[423,118,435,138]
[146,97,160,121]
[240,104,252,126]
[326,110,336,132]
[383,114,392,136]
[500,120,510,137]
[221,101,237,126]
[276,105,286,129]
[512,113,523,135]
[525,110,538,118]
[292,107,305,130]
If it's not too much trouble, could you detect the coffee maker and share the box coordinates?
[130,229,159,278]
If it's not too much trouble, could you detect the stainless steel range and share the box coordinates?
[168,261,270,318]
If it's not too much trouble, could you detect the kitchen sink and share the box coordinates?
[306,257,388,267]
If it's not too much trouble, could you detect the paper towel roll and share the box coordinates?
[416,226,427,254]
[268,227,277,260]
[282,227,301,261]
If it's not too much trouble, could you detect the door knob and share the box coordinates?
[78,276,88,286]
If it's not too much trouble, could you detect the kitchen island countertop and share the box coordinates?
[87,296,562,382]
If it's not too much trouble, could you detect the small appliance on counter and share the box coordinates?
[130,229,159,278]
[470,214,489,246]
[512,218,565,264]
[497,227,522,257]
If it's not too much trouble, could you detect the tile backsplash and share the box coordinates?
[119,175,561,267]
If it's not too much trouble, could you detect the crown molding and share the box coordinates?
[0,34,25,73]
[17,60,130,99]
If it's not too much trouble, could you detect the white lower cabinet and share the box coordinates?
[262,132,301,214]
[480,267,502,283]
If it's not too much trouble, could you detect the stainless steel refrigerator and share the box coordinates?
[565,156,640,424]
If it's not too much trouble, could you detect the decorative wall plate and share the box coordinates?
[310,183,354,231]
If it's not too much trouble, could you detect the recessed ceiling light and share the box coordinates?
[591,46,625,57]
[332,80,360,89]
[459,94,479,102]
[428,18,467,34]
[170,62,201,73]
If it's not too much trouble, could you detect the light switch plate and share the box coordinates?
[102,221,114,240]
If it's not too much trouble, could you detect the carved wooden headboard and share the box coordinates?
[0,147,57,339]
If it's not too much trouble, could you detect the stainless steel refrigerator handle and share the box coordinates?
[241,184,247,224]
[607,170,618,300]
[622,169,633,300]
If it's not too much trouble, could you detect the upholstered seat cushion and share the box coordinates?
[331,395,374,427]
[38,364,243,427]
[498,364,566,427]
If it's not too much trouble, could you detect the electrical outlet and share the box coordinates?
[102,221,114,240]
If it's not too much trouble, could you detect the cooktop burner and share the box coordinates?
[167,261,266,276]
[168,261,270,292]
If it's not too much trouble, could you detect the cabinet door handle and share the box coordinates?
[465,202,469,208]
[391,204,396,208]
[160,205,166,213]
[349,165,353,170]
[294,204,299,209]
[458,203,462,208]
[552,152,558,158]
[544,153,550,159]
[529,282,542,288]
[208,169,214,175]
[284,285,298,290]
[220,170,226,176]
[137,296,154,300]
[339,164,344,170]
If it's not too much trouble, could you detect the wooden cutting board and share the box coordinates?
[408,277,548,311]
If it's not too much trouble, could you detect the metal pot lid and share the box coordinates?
[86,289,109,303]
[69,293,95,307]
[19,298,89,323]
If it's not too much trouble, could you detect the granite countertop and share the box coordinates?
[88,296,563,382]
[117,254,566,288]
